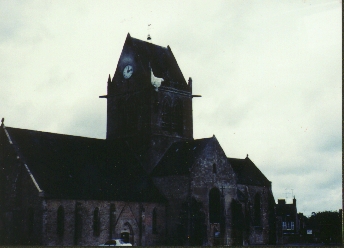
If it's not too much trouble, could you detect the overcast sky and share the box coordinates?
[0,0,341,216]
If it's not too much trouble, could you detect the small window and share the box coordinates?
[285,221,294,230]
[213,163,217,173]
[282,222,287,230]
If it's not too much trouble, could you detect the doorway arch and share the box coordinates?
[120,222,134,244]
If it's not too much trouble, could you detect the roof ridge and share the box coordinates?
[152,137,215,177]
[245,157,270,182]
[169,137,213,147]
[2,125,44,194]
[130,36,169,50]
[228,157,245,161]
[229,156,271,186]
[6,126,105,140]
[195,136,214,141]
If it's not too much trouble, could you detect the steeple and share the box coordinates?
[102,34,194,172]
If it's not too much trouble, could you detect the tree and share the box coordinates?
[306,210,342,244]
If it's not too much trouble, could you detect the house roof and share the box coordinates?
[128,34,189,90]
[228,157,271,187]
[151,137,213,176]
[276,200,297,216]
[3,126,166,202]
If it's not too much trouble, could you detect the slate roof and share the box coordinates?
[128,34,189,90]
[3,127,166,202]
[151,138,212,176]
[228,157,271,186]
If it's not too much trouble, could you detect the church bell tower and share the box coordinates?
[101,34,193,172]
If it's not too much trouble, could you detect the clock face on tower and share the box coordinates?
[123,65,133,79]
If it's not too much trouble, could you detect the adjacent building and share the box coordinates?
[275,197,300,244]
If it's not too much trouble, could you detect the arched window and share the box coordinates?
[152,208,157,234]
[109,204,116,239]
[254,194,261,226]
[140,205,145,228]
[161,99,172,132]
[213,163,217,174]
[172,100,183,135]
[93,207,100,236]
[141,205,145,219]
[57,205,65,237]
[74,202,82,245]
[209,188,222,223]
[231,200,244,245]
[27,207,34,235]
[190,198,206,246]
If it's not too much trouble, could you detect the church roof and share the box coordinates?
[228,157,271,187]
[151,138,212,176]
[128,34,189,90]
[3,126,166,202]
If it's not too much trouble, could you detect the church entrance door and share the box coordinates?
[120,222,134,244]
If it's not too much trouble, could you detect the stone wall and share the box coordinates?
[236,183,274,245]
[153,175,189,245]
[41,199,165,246]
[153,137,238,246]
[190,137,237,246]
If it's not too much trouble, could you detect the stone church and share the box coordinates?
[0,34,276,246]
